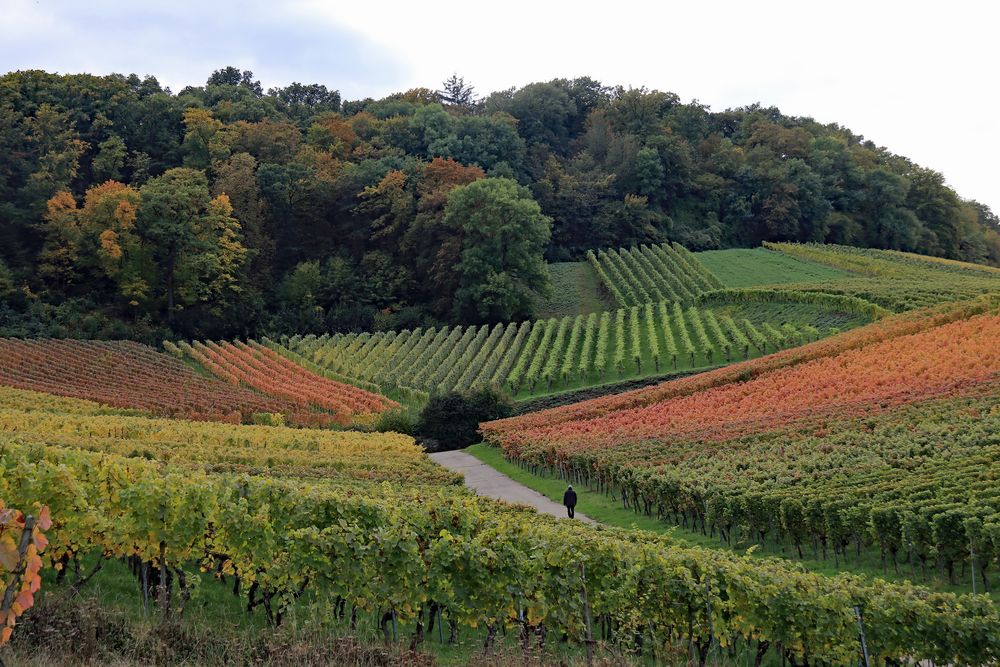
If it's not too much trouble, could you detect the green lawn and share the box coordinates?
[532,261,615,319]
[465,443,996,601]
[696,247,854,287]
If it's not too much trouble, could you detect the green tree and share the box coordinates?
[256,161,332,271]
[138,168,247,322]
[634,146,665,198]
[361,250,411,308]
[0,259,15,299]
[532,154,616,258]
[206,66,262,96]
[606,87,678,138]
[192,193,248,307]
[906,167,962,257]
[181,108,223,170]
[416,387,513,450]
[646,133,692,206]
[599,194,667,247]
[438,74,476,108]
[92,134,127,182]
[501,82,576,151]
[279,260,323,309]
[319,256,362,308]
[268,82,341,122]
[444,177,551,322]
[212,153,272,286]
[860,168,921,251]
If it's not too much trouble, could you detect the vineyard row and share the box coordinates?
[284,303,820,398]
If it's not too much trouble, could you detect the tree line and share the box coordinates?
[0,67,996,341]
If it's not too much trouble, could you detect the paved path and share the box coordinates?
[430,450,595,524]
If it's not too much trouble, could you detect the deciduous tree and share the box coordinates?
[445,177,551,322]
[138,168,247,321]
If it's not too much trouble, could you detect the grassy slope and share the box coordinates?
[723,301,868,330]
[465,443,995,601]
[696,247,854,287]
[532,261,615,319]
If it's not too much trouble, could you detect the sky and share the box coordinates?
[2,0,997,213]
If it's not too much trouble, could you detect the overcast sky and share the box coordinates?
[2,0,997,213]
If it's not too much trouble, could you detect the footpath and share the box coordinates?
[430,450,595,524]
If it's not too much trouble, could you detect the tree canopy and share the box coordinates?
[0,67,996,341]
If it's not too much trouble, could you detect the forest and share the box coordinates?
[1,66,998,341]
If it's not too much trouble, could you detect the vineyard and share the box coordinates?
[2,244,1000,666]
[163,338,398,419]
[587,242,724,307]
[482,298,1000,593]
[0,338,394,428]
[695,247,856,288]
[0,387,453,484]
[281,300,841,401]
[763,242,1000,311]
[167,240,1000,410]
[1,383,1000,665]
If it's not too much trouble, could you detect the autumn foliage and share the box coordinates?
[483,300,1000,458]
[184,339,397,418]
[0,501,50,645]
[0,338,333,425]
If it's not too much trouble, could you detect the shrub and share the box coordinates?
[251,412,286,427]
[373,407,419,435]
[416,387,514,451]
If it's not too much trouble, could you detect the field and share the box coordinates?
[588,242,723,307]
[0,338,393,427]
[0,387,452,484]
[695,247,854,287]
[482,297,1000,594]
[765,242,1000,311]
[531,261,613,319]
[280,298,868,403]
[165,339,398,419]
[2,382,1000,666]
[3,244,1000,666]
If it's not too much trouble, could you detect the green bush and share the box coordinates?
[416,387,514,451]
[251,412,286,427]
[372,407,419,435]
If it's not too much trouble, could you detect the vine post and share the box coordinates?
[580,563,594,667]
[970,539,977,594]
[853,605,870,667]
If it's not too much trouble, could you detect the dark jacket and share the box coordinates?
[563,488,577,508]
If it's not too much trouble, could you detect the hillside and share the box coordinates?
[0,244,998,665]
[260,246,884,402]
[696,247,854,287]
[482,297,1000,593]
[3,66,1000,667]
[0,337,394,426]
[189,242,990,409]
[2,365,1000,665]
[2,68,999,343]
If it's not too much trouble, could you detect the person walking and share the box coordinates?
[563,484,578,519]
